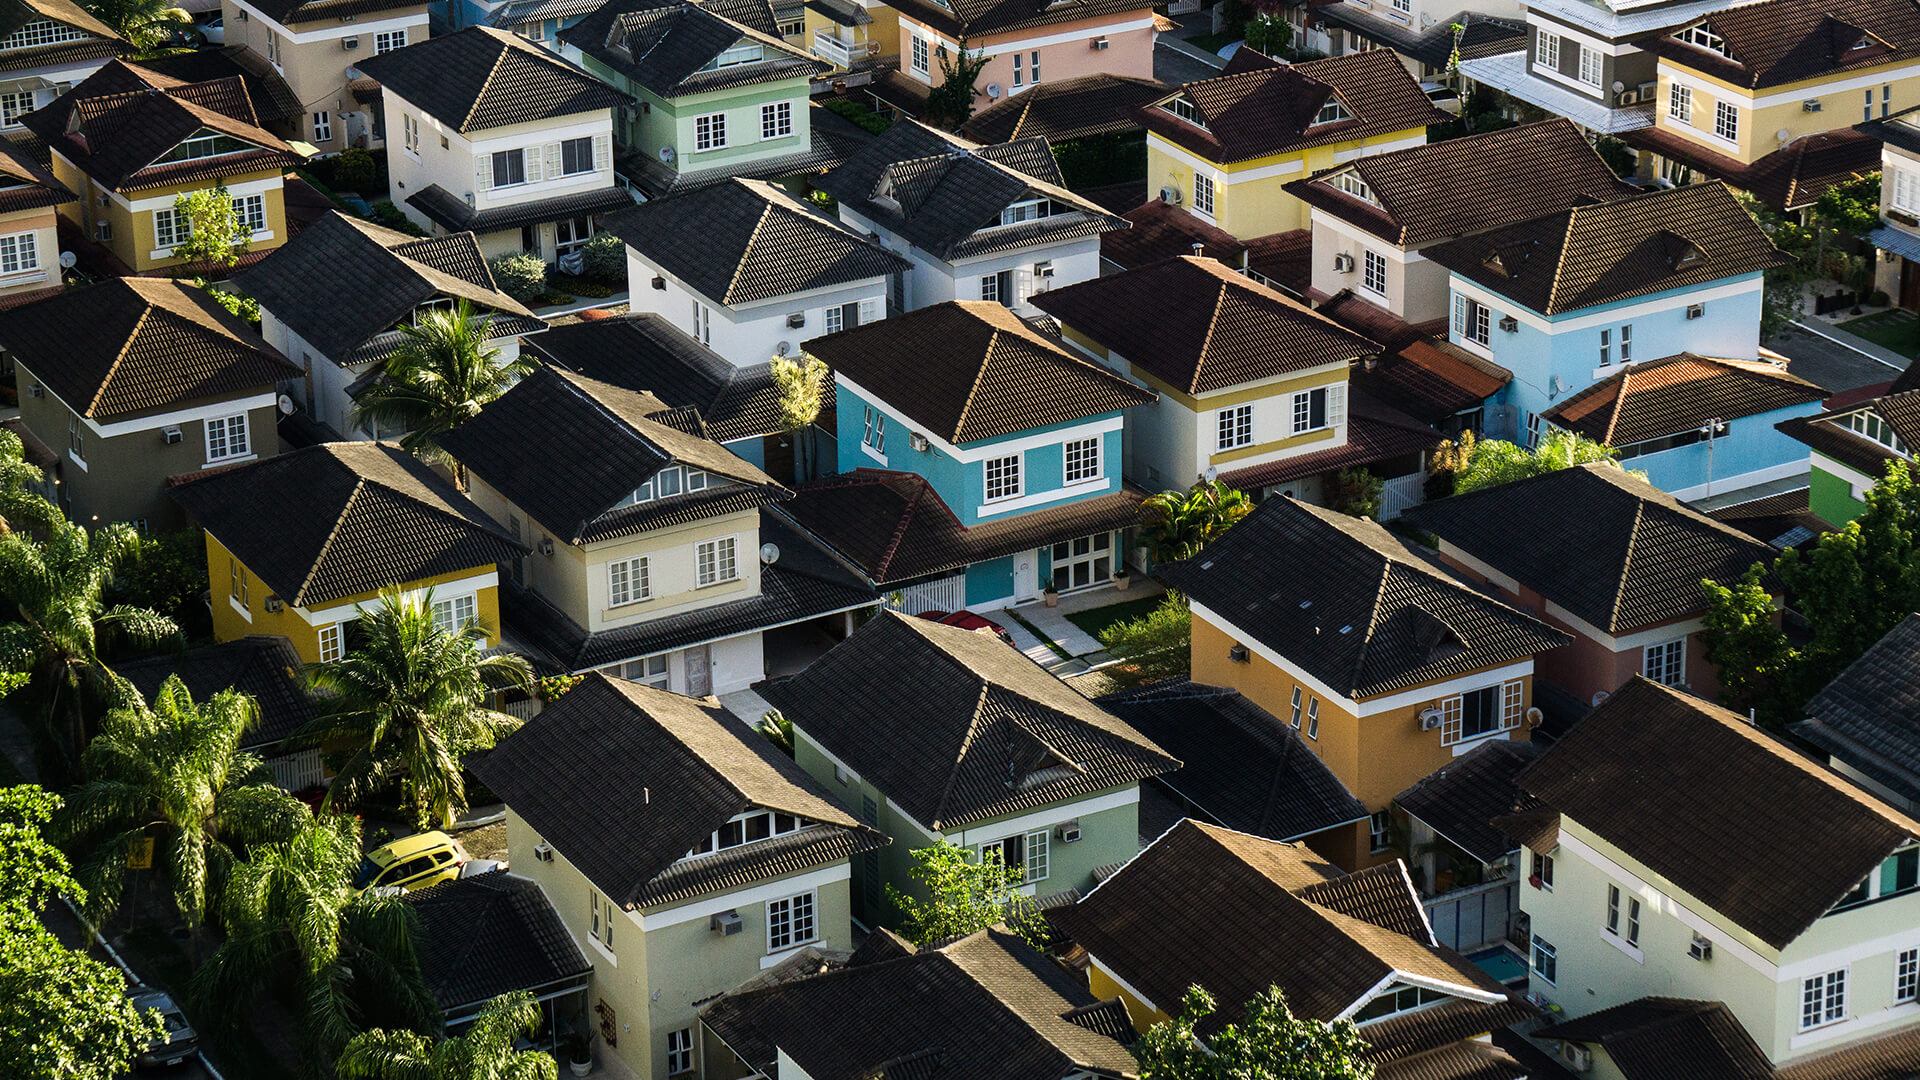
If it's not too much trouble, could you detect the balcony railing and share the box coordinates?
[812,28,876,68]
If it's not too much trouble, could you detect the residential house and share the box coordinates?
[105,48,308,146]
[1797,613,1920,814]
[783,301,1156,609]
[801,0,888,72]
[218,0,429,152]
[1157,496,1569,869]
[608,178,908,369]
[1539,353,1824,498]
[760,610,1180,926]
[956,71,1166,147]
[168,441,527,662]
[235,211,542,440]
[560,0,830,200]
[1282,118,1633,325]
[525,311,839,485]
[701,926,1139,1080]
[1095,679,1370,852]
[1419,181,1790,444]
[469,672,888,1080]
[1392,739,1540,952]
[358,27,633,262]
[1859,103,1920,309]
[1516,676,1920,1070]
[1784,361,1920,524]
[1406,462,1781,707]
[405,871,593,1041]
[0,278,299,529]
[437,363,878,695]
[1035,255,1443,511]
[1136,49,1449,242]
[887,0,1157,112]
[1306,4,1526,86]
[21,60,303,274]
[0,131,72,305]
[815,119,1129,313]
[0,0,125,135]
[1049,819,1535,1080]
[1536,997,1920,1080]
[1622,0,1904,207]
[119,635,324,791]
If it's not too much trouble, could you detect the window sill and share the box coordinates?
[1060,475,1105,491]
[228,594,252,623]
[1447,729,1511,756]
[860,442,888,465]
[0,268,46,284]
[605,597,653,612]
[759,940,820,968]
[1600,929,1644,963]
[696,577,741,589]
[66,449,87,472]
[202,453,257,470]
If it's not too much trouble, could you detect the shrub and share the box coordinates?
[330,148,377,191]
[822,97,893,134]
[580,232,627,283]
[194,278,261,324]
[369,200,427,236]
[489,252,550,303]
[1328,468,1384,520]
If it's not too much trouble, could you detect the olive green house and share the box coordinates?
[760,610,1180,929]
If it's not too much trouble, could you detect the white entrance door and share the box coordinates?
[1014,552,1039,603]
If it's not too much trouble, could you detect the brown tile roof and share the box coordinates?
[1216,392,1445,492]
[1778,409,1909,480]
[1649,0,1920,89]
[887,0,1155,44]
[355,26,628,133]
[1245,227,1314,296]
[806,300,1154,442]
[1101,199,1247,269]
[1034,255,1379,394]
[779,469,1152,584]
[1395,739,1543,864]
[959,72,1171,144]
[472,672,885,907]
[1622,128,1881,211]
[1284,120,1634,247]
[0,278,297,422]
[1420,182,1791,315]
[0,130,71,214]
[1315,288,1450,351]
[762,610,1178,830]
[1362,339,1511,425]
[1537,999,1773,1080]
[1050,820,1510,1032]
[1136,49,1450,165]
[1543,353,1824,446]
[169,442,526,608]
[1520,677,1920,948]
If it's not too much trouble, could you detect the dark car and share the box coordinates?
[130,987,198,1069]
[915,609,1016,645]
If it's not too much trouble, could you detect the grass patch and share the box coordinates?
[1065,593,1165,643]
[1182,30,1240,53]
[1839,309,1920,358]
[1003,610,1071,660]
[822,97,893,134]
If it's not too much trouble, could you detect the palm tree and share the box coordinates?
[0,511,179,778]
[82,0,188,51]
[1141,480,1253,564]
[297,588,532,829]
[57,676,310,931]
[352,301,534,484]
[193,815,438,1074]
[338,991,556,1080]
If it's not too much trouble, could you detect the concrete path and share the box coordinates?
[720,686,777,724]
[1155,39,1224,84]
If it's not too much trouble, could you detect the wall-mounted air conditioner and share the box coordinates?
[1332,252,1355,273]
[341,36,359,49]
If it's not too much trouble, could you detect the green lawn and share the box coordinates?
[1066,593,1166,643]
[1838,309,1920,358]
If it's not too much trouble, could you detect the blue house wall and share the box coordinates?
[1603,402,1820,497]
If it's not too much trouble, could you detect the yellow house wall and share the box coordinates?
[203,530,501,661]
[1089,961,1171,1034]
[53,151,289,272]
[1146,126,1430,239]
[0,206,61,297]
[1656,61,1920,164]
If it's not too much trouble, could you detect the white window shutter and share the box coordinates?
[1451,293,1465,337]
[594,133,610,171]
[1327,383,1346,427]
[545,142,562,179]
[1015,268,1033,304]
[859,298,877,323]
[475,154,492,192]
[524,145,543,180]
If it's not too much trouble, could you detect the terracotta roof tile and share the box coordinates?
[1649,0,1920,89]
[1543,353,1823,446]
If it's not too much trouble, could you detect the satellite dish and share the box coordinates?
[658,145,675,163]
[1611,80,1625,93]
[985,82,1002,98]
[760,542,780,565]
[276,393,295,415]
[774,340,791,357]
[1203,465,1218,483]
[1776,128,1793,142]
[57,250,75,269]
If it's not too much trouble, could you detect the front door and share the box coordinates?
[1014,552,1039,603]
[684,644,712,697]
[1902,258,1920,312]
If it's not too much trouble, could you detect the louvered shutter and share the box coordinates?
[1326,383,1347,428]
[475,153,493,192]
[545,142,562,179]
[594,133,611,171]
[524,145,543,182]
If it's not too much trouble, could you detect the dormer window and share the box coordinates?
[687,809,816,857]
[703,41,764,69]
[156,129,253,164]
[999,198,1059,226]
[1160,97,1205,128]
[1676,23,1729,57]
[1314,98,1353,124]
[1333,171,1375,204]
[612,466,720,509]
[0,19,92,51]
[1846,409,1909,454]
[1353,985,1453,1023]
[1830,843,1919,913]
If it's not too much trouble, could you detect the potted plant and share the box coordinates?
[564,1029,593,1078]
[1113,566,1131,591]
[1043,587,1059,607]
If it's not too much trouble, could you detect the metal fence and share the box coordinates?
[1424,878,1519,953]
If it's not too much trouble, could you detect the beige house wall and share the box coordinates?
[222,0,430,152]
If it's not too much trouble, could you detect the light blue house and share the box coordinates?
[780,300,1157,613]
[1540,354,1825,501]
[1420,182,1791,447]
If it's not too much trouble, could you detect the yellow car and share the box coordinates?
[353,831,470,894]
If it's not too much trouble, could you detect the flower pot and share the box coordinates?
[1044,590,1059,607]
[569,1059,592,1078]
[1114,572,1131,592]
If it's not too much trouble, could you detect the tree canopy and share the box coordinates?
[1436,429,1641,496]
[886,842,1041,947]
[337,991,555,1080]
[1135,985,1375,1080]
[1142,481,1253,563]
[171,186,246,268]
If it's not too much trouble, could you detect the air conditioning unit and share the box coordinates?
[786,312,805,328]
[1803,99,1823,112]
[1686,302,1704,319]
[651,275,666,290]
[710,911,744,937]
[26,383,40,398]
[1228,644,1249,663]
[1418,707,1444,730]
[1332,252,1356,273]
[1091,36,1109,49]
[1559,1043,1593,1073]
[163,425,182,444]
[1617,90,1638,105]
[534,842,554,862]
[264,595,284,612]
[1056,819,1082,843]
[1499,315,1518,332]
[1158,185,1182,205]
[909,432,930,452]
[1689,934,1714,961]
[341,36,359,49]
[539,537,555,556]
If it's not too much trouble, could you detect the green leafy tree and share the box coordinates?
[770,353,829,482]
[757,708,794,757]
[1451,429,1641,494]
[337,991,556,1080]
[579,233,627,284]
[193,280,260,324]
[1136,985,1375,1080]
[1815,172,1882,244]
[0,785,165,1080]
[1099,591,1191,689]
[192,814,437,1074]
[486,253,548,304]
[1243,10,1292,55]
[1142,480,1253,563]
[886,841,1040,946]
[57,676,309,931]
[352,300,535,482]
[170,185,247,269]
[925,37,989,130]
[81,0,186,51]
[1328,468,1384,519]
[1737,190,1827,340]
[297,587,532,829]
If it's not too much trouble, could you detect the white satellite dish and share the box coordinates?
[760,543,780,565]
[985,82,1002,98]
[774,340,791,357]
[276,393,295,415]
[1203,465,1218,483]
[658,145,675,163]
[57,250,75,269]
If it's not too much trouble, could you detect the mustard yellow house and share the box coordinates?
[21,59,301,274]
[169,442,527,663]
[1622,0,1912,210]
[1135,48,1448,241]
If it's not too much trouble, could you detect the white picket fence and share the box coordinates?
[892,575,965,615]
[1379,472,1427,521]
[270,749,326,792]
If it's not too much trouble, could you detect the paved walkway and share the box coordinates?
[1791,318,1911,377]
[1002,584,1165,676]
[720,685,777,725]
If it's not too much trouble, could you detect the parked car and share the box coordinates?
[129,987,197,1069]
[196,13,224,42]
[915,609,1015,645]
[353,831,470,894]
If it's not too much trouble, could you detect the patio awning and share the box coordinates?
[1871,225,1920,263]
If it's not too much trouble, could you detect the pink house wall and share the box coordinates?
[896,15,1155,100]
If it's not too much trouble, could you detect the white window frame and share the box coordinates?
[1531,934,1557,985]
[1439,679,1523,745]
[862,405,886,453]
[234,193,266,235]
[153,207,187,249]
[1194,173,1215,216]
[1453,294,1491,346]
[984,453,1023,502]
[1290,686,1302,728]
[1801,970,1847,1031]
[403,113,419,153]
[559,136,595,176]
[318,623,343,662]
[665,1028,694,1075]
[204,413,250,462]
[1369,810,1391,852]
[1063,436,1101,485]
[697,537,738,587]
[374,28,406,52]
[1362,249,1388,296]
[1669,83,1692,123]
[1577,45,1602,87]
[1899,948,1919,1004]
[1011,49,1022,86]
[910,35,929,75]
[430,593,478,634]
[694,112,727,151]
[766,889,817,951]
[1537,32,1559,69]
[311,111,332,142]
[761,101,792,140]
[608,555,651,607]
[0,230,38,275]
[1291,387,1328,434]
[1218,403,1253,449]
[1306,698,1320,739]
[602,653,669,688]
[1715,101,1739,142]
[1644,638,1686,686]
[491,148,526,187]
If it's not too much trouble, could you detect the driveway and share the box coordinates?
[1155,40,1223,85]
[1770,322,1905,395]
